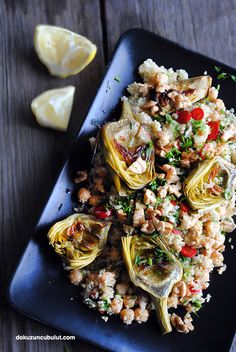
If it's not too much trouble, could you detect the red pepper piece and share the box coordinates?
[207,121,220,141]
[189,285,201,294]
[94,205,112,219]
[191,107,204,120]
[179,202,190,213]
[180,245,197,258]
[177,110,191,124]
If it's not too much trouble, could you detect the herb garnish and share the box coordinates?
[214,66,236,82]
[154,247,172,263]
[180,135,193,150]
[179,253,191,263]
[104,202,112,211]
[165,147,181,165]
[117,195,134,214]
[214,66,221,73]
[134,255,149,266]
[114,76,120,82]
[191,119,205,134]
[165,113,174,124]
[155,196,163,208]
[192,300,202,310]
[102,298,110,311]
[149,177,166,192]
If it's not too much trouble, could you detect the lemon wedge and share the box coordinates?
[34,25,97,77]
[31,86,75,131]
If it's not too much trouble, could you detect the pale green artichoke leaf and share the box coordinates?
[48,213,111,270]
[122,235,183,334]
[161,75,212,113]
[173,75,212,103]
[102,118,155,193]
[183,156,236,210]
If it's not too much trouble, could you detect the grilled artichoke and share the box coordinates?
[48,213,111,270]
[102,117,155,194]
[122,235,183,334]
[160,75,212,113]
[183,156,236,210]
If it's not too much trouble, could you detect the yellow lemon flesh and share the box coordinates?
[31,86,75,131]
[34,25,97,77]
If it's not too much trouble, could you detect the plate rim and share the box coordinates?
[7,27,236,351]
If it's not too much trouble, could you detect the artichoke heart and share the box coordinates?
[183,156,236,210]
[162,75,212,113]
[48,213,111,270]
[102,117,155,193]
[173,75,212,103]
[122,235,183,334]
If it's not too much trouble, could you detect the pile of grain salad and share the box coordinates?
[48,59,236,334]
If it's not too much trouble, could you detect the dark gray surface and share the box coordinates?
[1,0,235,351]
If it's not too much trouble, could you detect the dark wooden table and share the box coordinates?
[1,1,235,351]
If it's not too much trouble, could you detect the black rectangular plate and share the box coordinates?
[8,28,236,352]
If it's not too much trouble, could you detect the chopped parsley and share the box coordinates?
[149,177,166,192]
[192,300,202,311]
[165,113,174,124]
[165,147,181,165]
[134,255,149,266]
[217,72,228,80]
[214,66,236,82]
[214,66,221,73]
[104,202,112,211]
[172,209,180,223]
[180,135,193,150]
[220,109,225,115]
[102,298,110,311]
[155,196,163,208]
[135,247,171,268]
[154,247,172,263]
[191,119,205,134]
[179,253,191,263]
[117,195,134,214]
[231,75,236,82]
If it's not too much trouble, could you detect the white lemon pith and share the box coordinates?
[34,25,97,77]
[31,86,75,131]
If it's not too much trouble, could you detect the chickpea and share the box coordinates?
[110,296,123,314]
[120,308,135,325]
[123,295,136,309]
[77,187,91,203]
[68,269,83,285]
[116,282,129,295]
[134,308,149,323]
